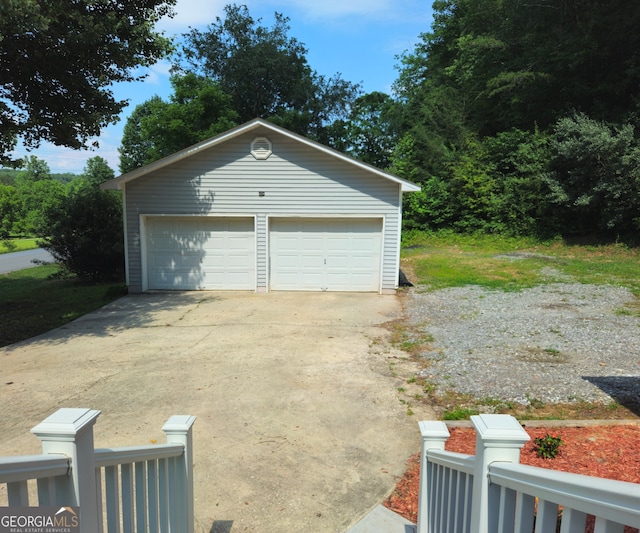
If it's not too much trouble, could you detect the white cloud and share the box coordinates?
[144,60,173,85]
[265,0,413,22]
[157,0,424,32]
[157,0,228,33]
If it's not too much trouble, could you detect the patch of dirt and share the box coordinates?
[384,424,640,529]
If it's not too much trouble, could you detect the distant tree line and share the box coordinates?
[0,156,123,281]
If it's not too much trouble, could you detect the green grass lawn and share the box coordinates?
[0,265,126,347]
[401,231,640,296]
[0,238,40,254]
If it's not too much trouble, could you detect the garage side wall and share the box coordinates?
[123,128,403,293]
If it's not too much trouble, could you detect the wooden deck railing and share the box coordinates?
[417,414,640,533]
[0,408,195,533]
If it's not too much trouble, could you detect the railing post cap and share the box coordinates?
[31,408,101,441]
[162,415,197,434]
[471,414,530,447]
[419,420,450,439]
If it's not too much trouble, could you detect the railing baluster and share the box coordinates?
[36,475,55,505]
[447,466,458,531]
[593,517,625,533]
[7,480,29,505]
[534,499,558,533]
[134,461,147,532]
[95,468,105,533]
[436,464,445,531]
[464,472,473,533]
[427,461,436,532]
[514,492,535,533]
[158,457,169,532]
[147,459,159,533]
[559,508,587,533]
[168,456,177,532]
[496,486,516,533]
[105,465,121,533]
[121,463,134,532]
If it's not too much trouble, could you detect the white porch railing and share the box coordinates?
[0,408,196,533]
[417,414,640,533]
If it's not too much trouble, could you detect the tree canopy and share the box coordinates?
[390,0,640,240]
[176,4,360,143]
[0,0,176,166]
[119,74,238,173]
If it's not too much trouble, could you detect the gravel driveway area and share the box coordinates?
[403,283,640,410]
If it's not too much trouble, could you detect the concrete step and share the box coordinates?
[345,505,416,533]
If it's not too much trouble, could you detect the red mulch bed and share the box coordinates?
[384,424,640,529]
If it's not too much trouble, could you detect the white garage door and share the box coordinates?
[146,217,255,290]
[270,218,382,292]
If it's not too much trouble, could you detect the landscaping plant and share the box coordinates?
[533,434,564,459]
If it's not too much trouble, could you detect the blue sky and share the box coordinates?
[12,0,433,174]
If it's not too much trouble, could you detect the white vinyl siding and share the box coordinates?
[270,218,382,292]
[123,127,404,293]
[145,216,255,290]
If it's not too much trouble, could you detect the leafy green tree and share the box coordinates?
[39,163,124,281]
[547,113,640,236]
[82,156,115,186]
[12,156,65,235]
[446,137,502,233]
[119,74,238,173]
[177,4,359,143]
[482,129,555,236]
[18,179,65,236]
[0,168,20,185]
[341,92,398,169]
[0,184,19,238]
[0,0,175,165]
[15,156,51,185]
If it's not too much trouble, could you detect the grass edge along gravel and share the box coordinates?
[394,230,640,421]
[401,230,640,296]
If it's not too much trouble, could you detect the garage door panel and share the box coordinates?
[270,218,381,292]
[146,217,254,290]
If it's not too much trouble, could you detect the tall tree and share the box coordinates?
[341,92,398,169]
[0,0,175,165]
[176,4,360,144]
[119,74,238,173]
[14,157,65,235]
[39,160,124,281]
[82,156,115,186]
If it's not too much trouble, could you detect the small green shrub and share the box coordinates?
[533,434,563,459]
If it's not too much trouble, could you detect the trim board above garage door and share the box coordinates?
[144,216,256,290]
[269,218,382,292]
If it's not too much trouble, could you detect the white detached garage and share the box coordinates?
[101,119,420,294]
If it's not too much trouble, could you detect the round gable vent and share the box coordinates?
[251,137,272,160]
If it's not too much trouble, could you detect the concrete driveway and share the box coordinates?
[0,292,433,532]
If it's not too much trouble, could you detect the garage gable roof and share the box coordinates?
[101,118,421,192]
